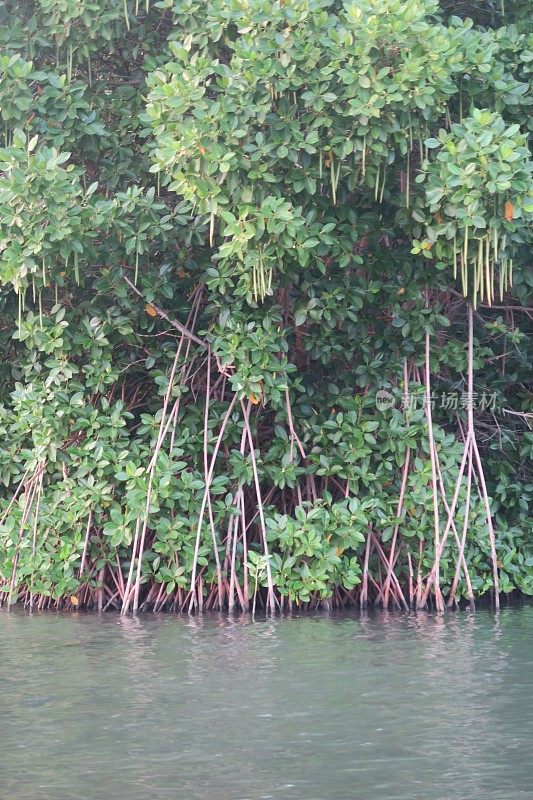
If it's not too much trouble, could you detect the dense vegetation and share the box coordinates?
[0,0,531,613]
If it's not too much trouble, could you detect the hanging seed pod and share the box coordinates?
[330,153,337,205]
[379,166,386,203]
[209,211,215,247]
[406,150,410,209]
[124,0,131,30]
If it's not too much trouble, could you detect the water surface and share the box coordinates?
[1,607,532,799]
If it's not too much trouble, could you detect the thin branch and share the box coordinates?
[123,274,208,349]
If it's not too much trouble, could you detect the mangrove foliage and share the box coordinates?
[0,0,531,612]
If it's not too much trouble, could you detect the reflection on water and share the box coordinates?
[1,608,532,800]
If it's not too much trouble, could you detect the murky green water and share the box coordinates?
[1,608,532,800]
